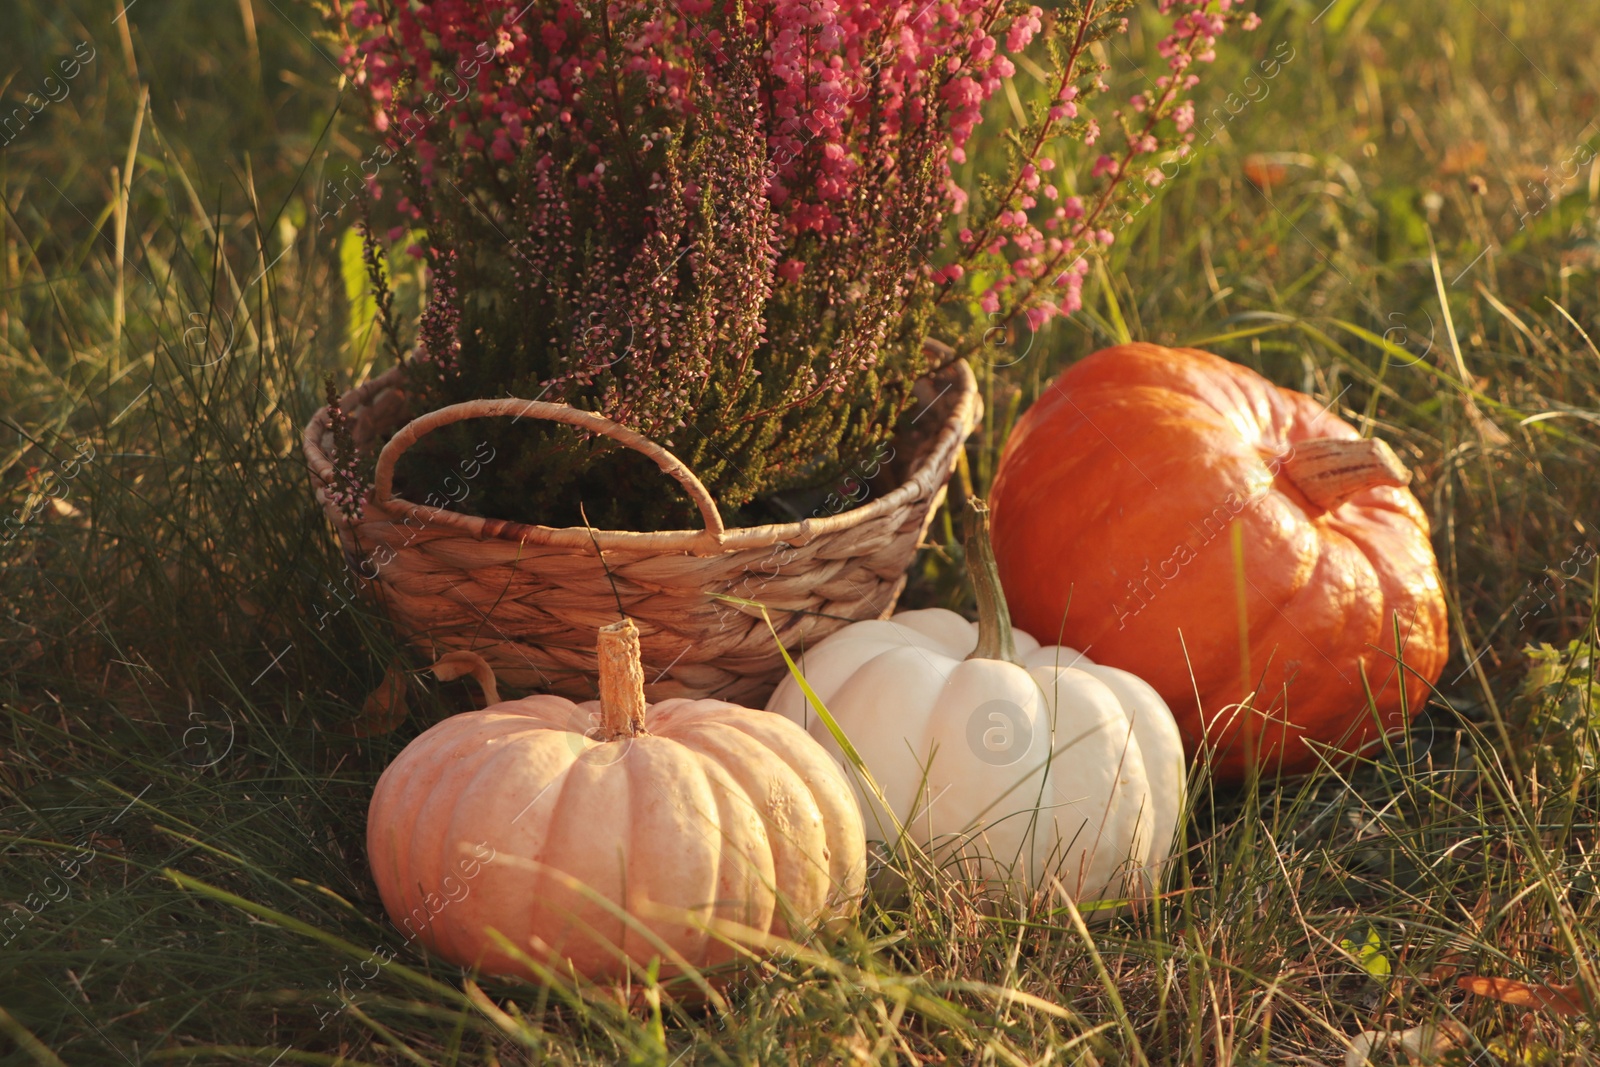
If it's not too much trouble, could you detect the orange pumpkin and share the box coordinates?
[366,620,865,984]
[989,343,1448,780]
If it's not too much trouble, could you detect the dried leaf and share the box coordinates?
[430,650,502,708]
[1345,1020,1467,1066]
[348,661,410,737]
[1424,953,1464,984]
[1457,976,1586,1016]
[1243,154,1288,189]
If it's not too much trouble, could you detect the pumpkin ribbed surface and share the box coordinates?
[990,343,1448,779]
[766,502,1186,899]
[368,692,864,981]
[768,609,1186,897]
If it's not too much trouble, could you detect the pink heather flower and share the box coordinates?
[1006,8,1043,52]
[979,289,1001,314]
[333,0,1247,348]
[1243,13,1261,30]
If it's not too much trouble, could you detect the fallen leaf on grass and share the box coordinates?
[346,661,410,737]
[1243,154,1288,188]
[1341,928,1393,979]
[430,650,502,708]
[1424,954,1464,984]
[1457,976,1587,1016]
[1345,1020,1467,1066]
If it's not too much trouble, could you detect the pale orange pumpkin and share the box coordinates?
[989,343,1448,780]
[366,620,866,983]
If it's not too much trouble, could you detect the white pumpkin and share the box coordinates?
[766,500,1186,900]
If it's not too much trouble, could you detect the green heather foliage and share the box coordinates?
[384,57,936,531]
[2,0,1600,1062]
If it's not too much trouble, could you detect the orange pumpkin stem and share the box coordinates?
[965,497,1019,664]
[1281,437,1411,511]
[596,619,649,740]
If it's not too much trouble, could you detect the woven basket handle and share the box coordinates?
[371,397,726,543]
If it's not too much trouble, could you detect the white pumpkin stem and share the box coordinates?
[1281,437,1411,511]
[596,618,649,740]
[965,497,1019,664]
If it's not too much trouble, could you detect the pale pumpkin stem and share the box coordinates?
[1281,437,1411,511]
[596,618,649,740]
[428,650,502,708]
[965,497,1019,665]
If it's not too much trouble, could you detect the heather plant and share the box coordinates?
[324,0,1249,530]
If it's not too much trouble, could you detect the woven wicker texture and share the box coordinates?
[303,351,981,706]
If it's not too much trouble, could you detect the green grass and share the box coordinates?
[3,0,1599,1063]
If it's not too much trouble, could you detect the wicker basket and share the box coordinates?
[302,349,980,706]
